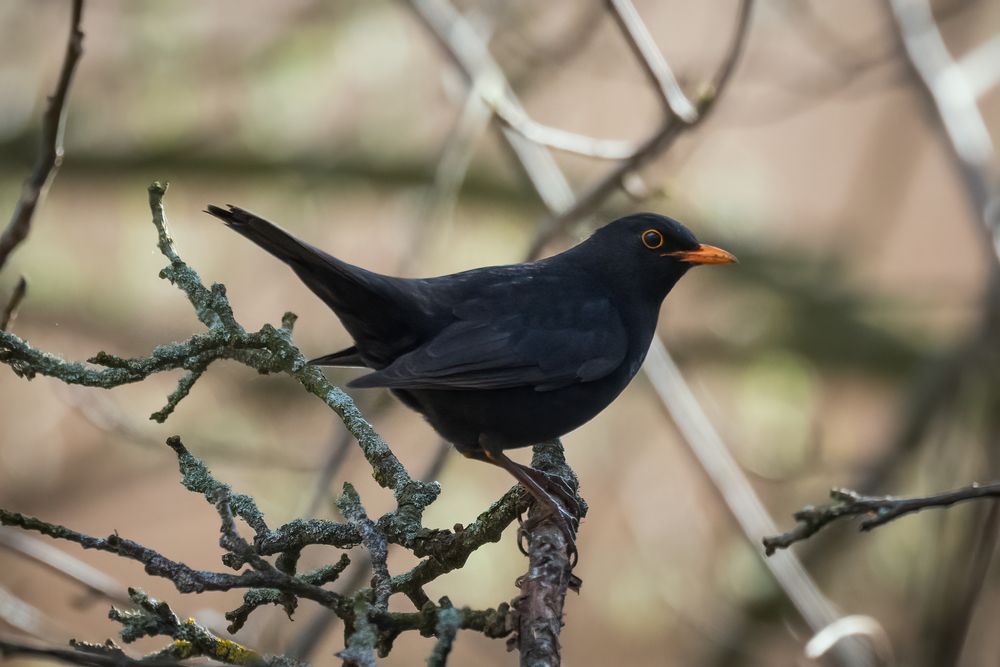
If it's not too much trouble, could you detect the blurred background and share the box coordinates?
[1,0,999,665]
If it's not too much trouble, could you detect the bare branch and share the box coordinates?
[0,0,84,272]
[764,483,1000,555]
[643,339,870,662]
[0,528,129,606]
[605,0,699,122]
[0,637,181,667]
[888,0,1000,263]
[0,276,27,331]
[525,0,755,258]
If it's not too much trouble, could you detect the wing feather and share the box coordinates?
[348,292,627,392]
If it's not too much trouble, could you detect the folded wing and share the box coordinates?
[349,294,627,392]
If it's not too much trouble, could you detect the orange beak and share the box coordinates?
[663,243,737,265]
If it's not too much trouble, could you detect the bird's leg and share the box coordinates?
[506,462,583,518]
[477,446,580,551]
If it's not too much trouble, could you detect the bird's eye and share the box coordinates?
[641,229,664,250]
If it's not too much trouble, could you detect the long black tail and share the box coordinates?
[204,205,418,364]
[204,204,374,314]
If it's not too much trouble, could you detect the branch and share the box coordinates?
[887,0,1000,264]
[0,0,84,272]
[109,588,300,666]
[510,442,583,666]
[0,637,180,667]
[605,0,699,122]
[763,483,1000,555]
[408,0,637,163]
[0,275,27,330]
[525,0,754,258]
[0,528,130,606]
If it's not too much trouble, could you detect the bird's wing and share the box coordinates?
[348,293,628,392]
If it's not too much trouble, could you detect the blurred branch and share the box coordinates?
[525,0,754,258]
[0,528,129,606]
[410,0,636,163]
[0,637,186,667]
[763,483,1000,554]
[643,340,875,667]
[0,0,84,273]
[888,0,1000,264]
[0,585,65,639]
[605,0,699,122]
[0,276,27,331]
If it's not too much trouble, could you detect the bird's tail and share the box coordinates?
[204,204,378,315]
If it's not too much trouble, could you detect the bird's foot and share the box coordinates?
[516,466,584,520]
[516,495,579,568]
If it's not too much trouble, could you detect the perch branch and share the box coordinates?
[763,482,1000,555]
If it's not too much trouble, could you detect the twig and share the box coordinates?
[109,588,293,666]
[887,0,1000,264]
[0,276,27,331]
[0,637,181,667]
[0,528,129,606]
[605,0,699,122]
[426,603,462,667]
[0,585,65,639]
[409,0,636,164]
[763,482,1000,555]
[0,0,84,272]
[285,439,454,662]
[524,0,754,258]
[643,340,870,666]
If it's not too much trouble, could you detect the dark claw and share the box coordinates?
[521,495,579,568]
[522,467,583,519]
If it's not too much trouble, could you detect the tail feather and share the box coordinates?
[204,204,368,313]
[308,346,366,367]
[205,205,337,273]
[205,204,422,364]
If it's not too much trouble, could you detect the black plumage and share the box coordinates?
[205,204,735,545]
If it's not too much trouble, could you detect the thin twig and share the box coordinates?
[525,0,754,258]
[0,276,27,331]
[0,637,181,667]
[0,0,84,272]
[763,482,1000,554]
[0,528,130,605]
[605,0,699,122]
[887,0,1000,264]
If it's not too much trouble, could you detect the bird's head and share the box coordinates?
[578,213,736,300]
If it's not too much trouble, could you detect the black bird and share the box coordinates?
[205,205,735,543]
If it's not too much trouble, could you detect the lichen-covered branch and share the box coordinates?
[109,588,300,666]
[0,182,582,664]
[763,483,1000,555]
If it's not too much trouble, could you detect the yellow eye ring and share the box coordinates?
[641,229,664,250]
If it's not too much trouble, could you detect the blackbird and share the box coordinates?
[205,205,735,544]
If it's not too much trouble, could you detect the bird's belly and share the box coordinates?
[394,375,629,453]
